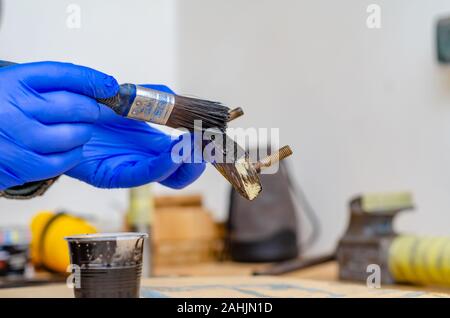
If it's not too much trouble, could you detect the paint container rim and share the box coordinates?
[64,232,148,242]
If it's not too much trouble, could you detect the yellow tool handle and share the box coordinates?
[389,235,450,287]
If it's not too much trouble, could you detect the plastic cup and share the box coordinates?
[65,233,147,298]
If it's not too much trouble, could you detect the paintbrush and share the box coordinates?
[205,130,293,200]
[1,61,294,200]
[204,107,293,200]
[98,84,230,132]
[0,61,230,132]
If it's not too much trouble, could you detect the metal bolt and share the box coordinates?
[228,107,244,122]
[254,145,293,173]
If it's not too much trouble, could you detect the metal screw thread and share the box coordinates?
[228,107,244,122]
[254,145,293,173]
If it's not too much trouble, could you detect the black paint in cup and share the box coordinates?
[65,233,147,298]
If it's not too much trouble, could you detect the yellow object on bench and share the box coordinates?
[30,211,97,273]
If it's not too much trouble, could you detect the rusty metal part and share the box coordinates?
[230,145,293,200]
[251,192,411,279]
[228,107,244,122]
[336,195,412,284]
[254,146,293,173]
[208,132,293,201]
[206,106,291,201]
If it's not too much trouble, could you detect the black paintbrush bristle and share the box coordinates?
[167,95,230,131]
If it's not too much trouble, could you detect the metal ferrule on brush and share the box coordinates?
[98,84,175,125]
[128,85,175,124]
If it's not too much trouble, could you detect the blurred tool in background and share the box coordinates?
[254,190,450,288]
[30,211,97,273]
[0,227,29,278]
[337,192,450,287]
[0,212,96,288]
[127,185,154,277]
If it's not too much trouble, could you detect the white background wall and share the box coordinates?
[1,0,450,256]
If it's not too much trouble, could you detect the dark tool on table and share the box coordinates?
[0,226,66,288]
[254,192,413,277]
[228,158,322,263]
[336,192,414,284]
[253,254,335,275]
[337,192,450,287]
[256,191,450,288]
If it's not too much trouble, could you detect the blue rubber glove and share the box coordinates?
[0,61,118,190]
[66,85,206,189]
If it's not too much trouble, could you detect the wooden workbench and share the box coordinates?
[0,261,449,298]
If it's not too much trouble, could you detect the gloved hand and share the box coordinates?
[66,85,206,189]
[0,61,118,190]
